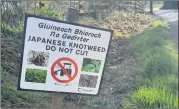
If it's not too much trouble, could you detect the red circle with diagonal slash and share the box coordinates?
[51,57,78,83]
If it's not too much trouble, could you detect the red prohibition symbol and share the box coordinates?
[51,57,78,83]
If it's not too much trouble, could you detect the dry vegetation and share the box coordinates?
[78,12,156,38]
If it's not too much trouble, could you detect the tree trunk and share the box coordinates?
[150,1,153,14]
[162,1,178,9]
[39,2,44,8]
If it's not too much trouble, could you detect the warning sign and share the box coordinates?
[18,14,113,95]
[51,57,78,83]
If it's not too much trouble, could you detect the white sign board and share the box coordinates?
[18,14,113,95]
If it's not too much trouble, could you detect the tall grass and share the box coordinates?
[132,86,178,108]
[145,75,178,94]
[127,21,178,108]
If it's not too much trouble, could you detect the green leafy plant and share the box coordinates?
[82,58,101,73]
[37,7,64,20]
[25,68,47,83]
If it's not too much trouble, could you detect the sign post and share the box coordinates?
[18,14,113,108]
[52,93,64,109]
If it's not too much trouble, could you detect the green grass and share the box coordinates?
[140,48,178,78]
[145,75,178,94]
[131,86,178,108]
[127,21,178,108]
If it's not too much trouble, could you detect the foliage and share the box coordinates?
[1,70,52,108]
[145,75,178,94]
[127,21,178,108]
[1,21,24,33]
[140,49,177,78]
[25,69,47,83]
[131,86,178,108]
[82,58,101,73]
[1,1,24,32]
[37,7,64,20]
[152,20,167,28]
[130,27,170,56]
[1,23,51,108]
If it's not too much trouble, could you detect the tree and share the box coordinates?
[150,0,153,14]
[162,1,178,9]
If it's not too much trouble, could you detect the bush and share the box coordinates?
[131,86,178,108]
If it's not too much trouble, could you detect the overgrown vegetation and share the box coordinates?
[31,7,64,20]
[25,68,47,83]
[1,2,53,107]
[125,21,178,108]
[1,70,51,108]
